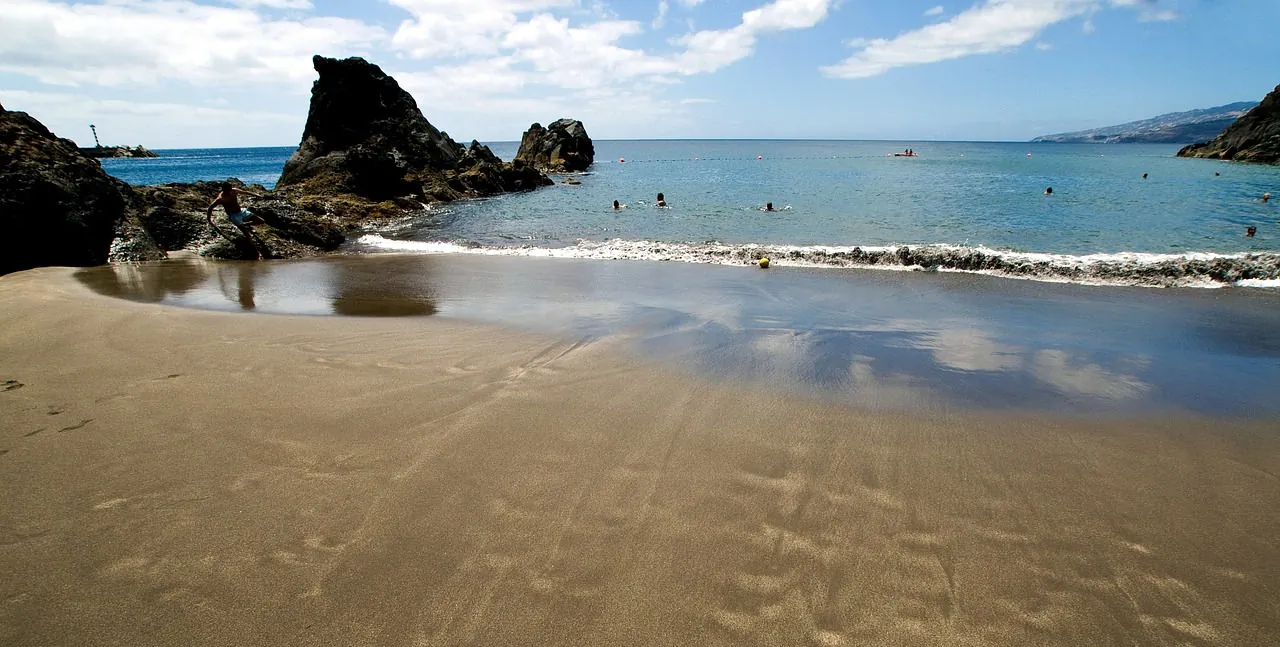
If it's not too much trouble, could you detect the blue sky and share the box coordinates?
[1,0,1277,147]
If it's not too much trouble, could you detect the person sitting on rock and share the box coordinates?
[208,182,267,259]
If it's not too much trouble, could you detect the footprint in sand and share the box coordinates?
[57,419,93,433]
[2,380,23,392]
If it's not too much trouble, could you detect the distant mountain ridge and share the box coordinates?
[1031,102,1258,144]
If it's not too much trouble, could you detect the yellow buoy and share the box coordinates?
[758,258,770,269]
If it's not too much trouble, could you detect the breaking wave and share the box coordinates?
[353,235,1280,289]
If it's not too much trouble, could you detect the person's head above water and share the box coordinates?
[1045,187,1053,195]
[657,192,665,201]
[765,202,774,211]
[612,200,620,209]
[1247,226,1257,237]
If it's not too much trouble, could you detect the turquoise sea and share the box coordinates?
[100,140,1280,287]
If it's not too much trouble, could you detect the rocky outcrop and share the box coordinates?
[514,119,594,172]
[1,102,131,275]
[1178,85,1280,163]
[276,55,550,217]
[112,180,346,262]
[80,145,159,159]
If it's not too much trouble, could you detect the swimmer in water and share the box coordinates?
[656,192,667,208]
[1142,173,1148,180]
[1247,226,1257,237]
[1044,187,1053,196]
[762,202,775,212]
[1264,192,1271,204]
[613,200,621,210]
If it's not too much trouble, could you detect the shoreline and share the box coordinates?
[350,235,1280,289]
[2,268,1279,645]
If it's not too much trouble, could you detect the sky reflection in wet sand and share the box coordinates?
[78,254,1280,416]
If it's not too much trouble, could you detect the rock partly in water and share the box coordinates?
[80,145,159,159]
[276,55,550,221]
[1178,84,1280,163]
[514,119,595,172]
[1,103,131,275]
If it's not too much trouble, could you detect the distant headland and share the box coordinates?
[77,123,157,158]
[79,145,158,159]
[1031,101,1257,144]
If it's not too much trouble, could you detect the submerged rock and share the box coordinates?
[0,102,130,275]
[276,55,551,217]
[1178,84,1280,163]
[515,119,595,172]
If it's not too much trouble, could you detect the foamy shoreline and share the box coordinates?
[353,235,1280,288]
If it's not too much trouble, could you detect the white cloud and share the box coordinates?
[1035,41,1053,50]
[925,5,945,17]
[1083,17,1096,32]
[1138,8,1179,21]
[0,0,384,88]
[386,0,835,130]
[675,0,835,73]
[0,89,299,147]
[653,0,669,29]
[822,0,1178,79]
[220,0,313,8]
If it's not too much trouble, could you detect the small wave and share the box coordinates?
[352,235,1280,289]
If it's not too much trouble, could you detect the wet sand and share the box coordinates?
[77,253,1280,415]
[2,266,1279,646]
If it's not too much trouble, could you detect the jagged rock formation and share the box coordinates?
[112,180,346,262]
[80,145,158,159]
[1178,85,1280,163]
[1032,102,1257,144]
[1,102,131,275]
[515,119,594,172]
[277,55,550,215]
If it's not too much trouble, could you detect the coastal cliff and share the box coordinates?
[276,55,551,219]
[1177,84,1280,163]
[514,119,595,172]
[0,102,131,274]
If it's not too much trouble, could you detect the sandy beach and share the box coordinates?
[2,265,1279,646]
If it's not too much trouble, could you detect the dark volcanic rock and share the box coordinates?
[118,180,346,261]
[1,104,130,275]
[276,55,550,213]
[80,145,158,159]
[1178,84,1280,163]
[514,119,594,172]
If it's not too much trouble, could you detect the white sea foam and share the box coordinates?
[352,235,1280,289]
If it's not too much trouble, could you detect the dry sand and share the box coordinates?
[1,267,1278,646]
